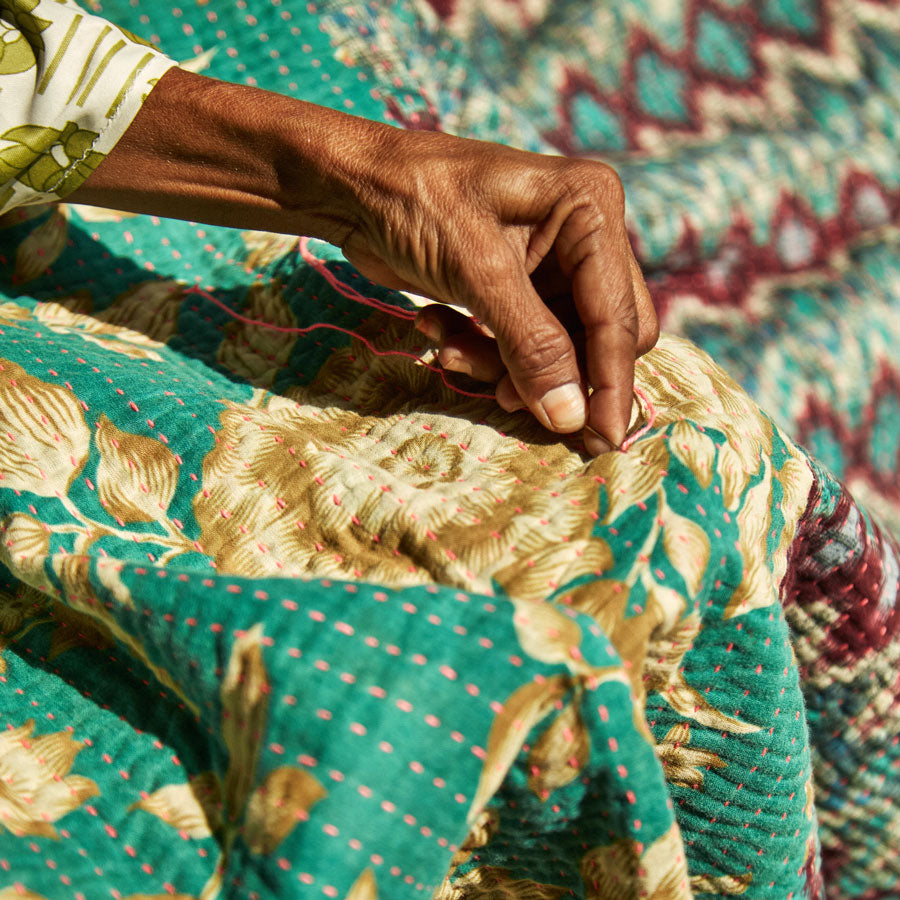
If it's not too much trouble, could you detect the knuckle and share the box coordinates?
[562,160,626,211]
[596,164,625,211]
[512,327,575,382]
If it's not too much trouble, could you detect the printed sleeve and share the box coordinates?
[0,0,176,214]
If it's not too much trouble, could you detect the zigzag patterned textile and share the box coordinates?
[0,1,898,899]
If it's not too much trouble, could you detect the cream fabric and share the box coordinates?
[0,0,174,214]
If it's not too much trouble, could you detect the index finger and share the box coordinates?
[556,207,638,453]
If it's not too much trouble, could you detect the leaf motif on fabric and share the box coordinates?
[222,624,270,821]
[565,579,629,636]
[434,867,570,899]
[804,774,815,820]
[244,766,326,854]
[240,231,299,269]
[581,821,691,900]
[0,719,99,838]
[655,723,726,789]
[598,436,669,524]
[643,611,759,734]
[0,301,32,326]
[468,675,569,821]
[48,598,113,660]
[527,699,591,798]
[123,895,197,900]
[0,358,90,497]
[716,442,751,512]
[661,503,710,597]
[0,890,50,900]
[0,123,60,185]
[97,280,185,345]
[1,0,50,57]
[495,538,612,603]
[179,46,219,73]
[669,420,716,490]
[217,282,298,388]
[776,456,812,528]
[450,807,501,869]
[94,414,179,523]
[0,27,38,76]
[510,598,583,668]
[644,578,686,639]
[725,461,776,619]
[67,203,138,222]
[14,206,68,284]
[33,299,165,360]
[0,586,45,638]
[0,513,50,582]
[771,453,814,595]
[689,872,752,895]
[129,772,223,838]
[343,867,378,900]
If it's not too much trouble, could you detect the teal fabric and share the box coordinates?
[0,2,898,899]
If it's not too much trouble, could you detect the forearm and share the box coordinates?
[67,66,392,243]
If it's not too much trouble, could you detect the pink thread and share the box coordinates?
[191,244,659,449]
[299,238,416,321]
[620,385,656,452]
[185,285,495,399]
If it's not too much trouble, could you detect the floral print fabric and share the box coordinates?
[0,0,898,899]
[0,0,174,214]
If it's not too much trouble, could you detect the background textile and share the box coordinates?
[0,1,897,899]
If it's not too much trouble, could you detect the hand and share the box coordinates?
[337,130,658,453]
[68,68,657,452]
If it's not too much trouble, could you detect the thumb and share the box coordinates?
[473,257,587,433]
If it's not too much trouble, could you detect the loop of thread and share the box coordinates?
[188,239,657,451]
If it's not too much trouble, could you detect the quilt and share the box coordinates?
[0,1,898,899]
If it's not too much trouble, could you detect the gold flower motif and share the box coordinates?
[96,279,185,345]
[0,584,44,637]
[655,723,726,789]
[581,822,691,899]
[0,513,50,583]
[217,282,298,387]
[34,299,165,361]
[689,872,752,895]
[634,335,774,511]
[0,301,32,327]
[0,719,99,838]
[0,358,90,497]
[434,867,569,899]
[644,612,758,734]
[14,207,67,284]
[94,414,179,524]
[194,390,600,593]
[240,231,299,269]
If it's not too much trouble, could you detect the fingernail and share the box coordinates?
[583,426,613,456]
[537,383,586,432]
[415,316,441,342]
[440,351,472,376]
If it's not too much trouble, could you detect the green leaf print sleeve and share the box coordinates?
[0,0,175,213]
